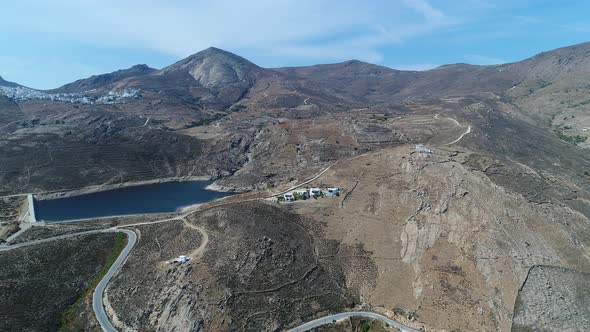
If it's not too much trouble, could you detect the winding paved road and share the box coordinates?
[93,229,137,332]
[287,311,419,332]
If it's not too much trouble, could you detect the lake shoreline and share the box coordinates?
[35,176,212,200]
[34,180,233,222]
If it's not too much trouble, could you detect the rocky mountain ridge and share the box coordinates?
[2,42,589,131]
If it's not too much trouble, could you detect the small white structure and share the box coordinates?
[415,144,433,155]
[296,190,310,199]
[172,255,190,263]
[310,188,322,197]
[283,193,295,201]
[326,187,341,196]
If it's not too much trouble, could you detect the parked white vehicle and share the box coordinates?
[283,193,295,201]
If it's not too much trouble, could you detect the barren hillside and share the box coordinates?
[1,41,590,332]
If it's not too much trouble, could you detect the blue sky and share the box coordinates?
[1,0,589,89]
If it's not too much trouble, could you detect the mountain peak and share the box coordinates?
[200,46,227,54]
[163,47,261,89]
[129,64,153,71]
[183,47,258,67]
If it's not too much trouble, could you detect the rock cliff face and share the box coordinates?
[512,266,590,331]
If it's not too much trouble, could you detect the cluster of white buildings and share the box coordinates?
[0,86,93,104]
[96,89,140,104]
[0,85,140,105]
[281,187,340,202]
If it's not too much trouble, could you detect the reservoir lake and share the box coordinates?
[34,181,231,222]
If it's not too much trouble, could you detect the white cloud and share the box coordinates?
[1,0,452,63]
[402,0,446,24]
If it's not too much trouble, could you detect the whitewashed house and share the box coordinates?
[310,188,322,197]
[415,144,433,155]
[172,255,190,263]
[296,190,310,199]
[326,187,341,196]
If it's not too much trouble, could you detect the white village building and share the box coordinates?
[326,187,341,196]
[295,190,310,199]
[415,144,433,155]
[171,255,190,263]
[310,188,322,197]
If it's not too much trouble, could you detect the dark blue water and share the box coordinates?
[34,181,231,221]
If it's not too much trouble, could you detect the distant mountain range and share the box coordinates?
[2,42,590,129]
[0,41,589,195]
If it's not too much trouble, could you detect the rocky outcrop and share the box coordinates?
[512,265,590,331]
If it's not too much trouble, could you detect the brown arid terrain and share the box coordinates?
[0,195,25,242]
[1,43,590,196]
[288,144,590,331]
[0,233,118,331]
[104,205,362,331]
[1,41,590,332]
